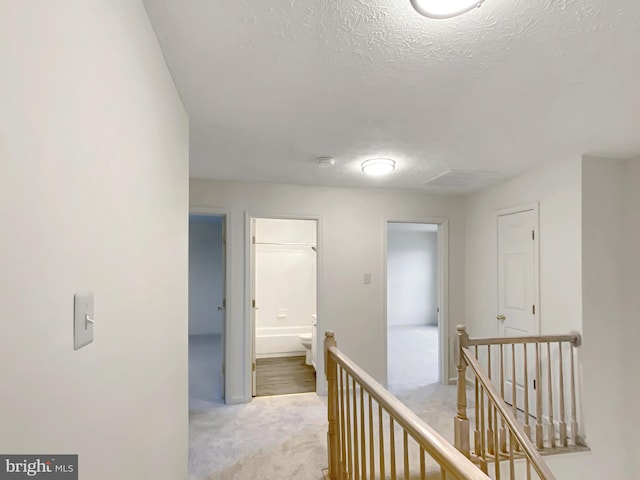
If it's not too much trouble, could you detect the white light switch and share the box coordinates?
[74,291,94,350]
[363,273,372,285]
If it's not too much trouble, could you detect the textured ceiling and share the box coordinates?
[143,0,640,193]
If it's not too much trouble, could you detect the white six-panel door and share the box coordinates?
[498,206,539,412]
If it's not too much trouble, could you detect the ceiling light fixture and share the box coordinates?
[361,158,396,176]
[410,0,485,19]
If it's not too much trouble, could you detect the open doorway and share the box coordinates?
[188,214,226,408]
[250,217,318,397]
[386,222,443,393]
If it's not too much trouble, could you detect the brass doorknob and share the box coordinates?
[497,314,506,321]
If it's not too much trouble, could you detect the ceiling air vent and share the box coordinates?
[424,169,499,188]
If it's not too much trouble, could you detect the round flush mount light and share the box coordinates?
[361,158,396,176]
[410,0,485,19]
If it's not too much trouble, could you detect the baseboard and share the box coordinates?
[449,377,474,388]
[225,395,248,405]
[256,351,305,359]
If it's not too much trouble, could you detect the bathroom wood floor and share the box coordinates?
[256,356,316,397]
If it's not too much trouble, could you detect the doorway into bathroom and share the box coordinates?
[250,217,318,397]
[188,214,227,407]
[385,221,445,394]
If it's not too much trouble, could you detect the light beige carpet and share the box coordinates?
[189,383,461,480]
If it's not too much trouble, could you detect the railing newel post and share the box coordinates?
[454,325,471,458]
[325,330,340,479]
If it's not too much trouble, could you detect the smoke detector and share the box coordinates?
[316,157,335,168]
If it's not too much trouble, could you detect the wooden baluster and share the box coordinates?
[454,326,470,457]
[558,342,567,447]
[352,378,360,480]
[480,385,488,474]
[535,343,543,449]
[523,343,531,440]
[340,367,347,476]
[547,342,556,448]
[493,404,501,480]
[419,447,426,480]
[360,387,366,479]
[390,417,396,480]
[325,332,339,480]
[511,344,519,453]
[526,458,531,480]
[508,431,515,480]
[403,431,409,480]
[487,345,494,455]
[379,405,385,480]
[570,341,580,445]
[474,345,481,456]
[473,345,480,456]
[369,395,374,479]
[345,372,353,478]
[511,344,517,418]
[499,344,507,453]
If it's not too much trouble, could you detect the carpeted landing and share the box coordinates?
[189,383,460,480]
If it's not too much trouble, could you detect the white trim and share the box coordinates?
[383,217,450,387]
[245,213,323,399]
[496,202,540,336]
[188,207,232,404]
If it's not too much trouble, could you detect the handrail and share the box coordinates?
[467,332,582,347]
[461,347,557,479]
[325,331,490,480]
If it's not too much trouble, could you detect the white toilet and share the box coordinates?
[299,315,318,369]
[299,333,313,365]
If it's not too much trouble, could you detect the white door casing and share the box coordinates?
[219,217,226,399]
[250,218,257,396]
[497,205,539,411]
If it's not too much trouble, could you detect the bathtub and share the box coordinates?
[255,325,311,358]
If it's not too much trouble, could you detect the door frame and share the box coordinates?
[245,213,322,399]
[382,217,449,387]
[496,202,540,336]
[189,207,232,403]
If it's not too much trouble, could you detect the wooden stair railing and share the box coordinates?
[325,331,491,480]
[454,326,587,480]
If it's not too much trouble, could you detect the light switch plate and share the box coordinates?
[74,291,94,350]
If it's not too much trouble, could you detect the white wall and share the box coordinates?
[0,2,189,479]
[189,217,224,335]
[387,230,438,326]
[572,156,629,478]
[623,157,640,475]
[464,157,583,338]
[190,179,466,402]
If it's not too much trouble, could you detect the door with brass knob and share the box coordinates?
[497,206,540,413]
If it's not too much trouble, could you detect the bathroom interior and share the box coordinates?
[253,217,318,397]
